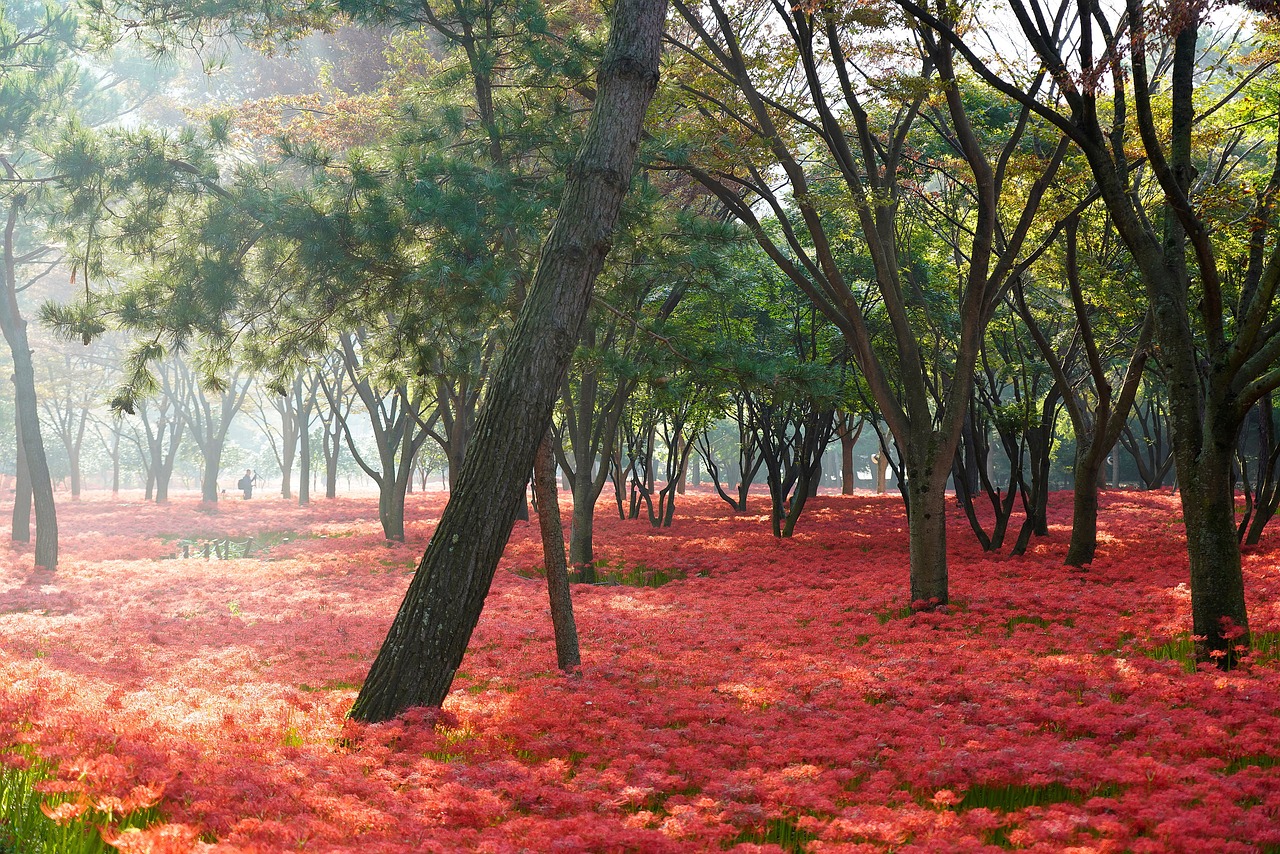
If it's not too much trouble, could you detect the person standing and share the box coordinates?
[238,469,255,500]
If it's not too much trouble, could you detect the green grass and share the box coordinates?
[1005,614,1074,636]
[958,783,1093,811]
[0,749,159,853]
[729,816,818,852]
[515,561,687,588]
[876,605,914,625]
[1137,630,1280,673]
[1223,754,1280,774]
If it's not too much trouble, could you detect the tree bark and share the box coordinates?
[349,0,665,721]
[2,206,56,568]
[907,470,948,605]
[839,418,860,495]
[12,411,29,543]
[1065,452,1101,566]
[298,412,311,506]
[533,432,581,671]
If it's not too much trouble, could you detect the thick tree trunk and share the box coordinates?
[349,0,664,721]
[1181,438,1251,664]
[377,460,409,542]
[201,447,221,503]
[907,462,948,606]
[1065,475,1100,566]
[156,456,172,503]
[1066,442,1104,566]
[533,433,581,671]
[568,483,597,583]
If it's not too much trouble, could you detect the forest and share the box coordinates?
[0,0,1279,850]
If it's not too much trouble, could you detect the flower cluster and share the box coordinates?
[0,489,1276,851]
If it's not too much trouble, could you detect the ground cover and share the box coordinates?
[0,489,1278,852]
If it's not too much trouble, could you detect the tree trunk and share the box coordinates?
[841,430,856,494]
[298,419,311,506]
[568,481,598,583]
[349,0,664,721]
[906,455,948,606]
[0,304,56,568]
[675,438,688,494]
[1065,473,1100,566]
[201,446,221,503]
[110,431,120,498]
[12,415,30,543]
[156,454,172,502]
[533,432,581,671]
[1181,435,1251,663]
[325,438,339,498]
[1066,441,1105,566]
[378,464,408,542]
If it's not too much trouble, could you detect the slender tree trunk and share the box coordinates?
[349,0,665,720]
[533,432,581,671]
[325,435,339,498]
[12,414,29,542]
[841,431,856,494]
[298,415,311,506]
[0,311,56,568]
[110,431,120,498]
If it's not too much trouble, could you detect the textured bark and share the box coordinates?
[297,413,311,506]
[2,205,56,568]
[533,432,581,672]
[349,0,666,721]
[907,470,948,605]
[12,413,29,543]
[1065,468,1100,566]
[838,416,861,495]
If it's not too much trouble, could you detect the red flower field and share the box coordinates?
[1,489,1279,852]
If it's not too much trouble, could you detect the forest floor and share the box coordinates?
[0,489,1277,852]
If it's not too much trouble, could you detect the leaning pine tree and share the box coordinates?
[349,0,668,722]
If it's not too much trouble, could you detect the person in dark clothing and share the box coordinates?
[238,469,256,500]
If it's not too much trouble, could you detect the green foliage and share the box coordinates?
[0,748,159,853]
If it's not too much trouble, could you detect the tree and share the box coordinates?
[898,0,1279,662]
[335,329,432,541]
[349,0,666,720]
[1014,213,1151,565]
[659,0,1068,605]
[172,357,250,503]
[532,430,581,672]
[0,2,79,568]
